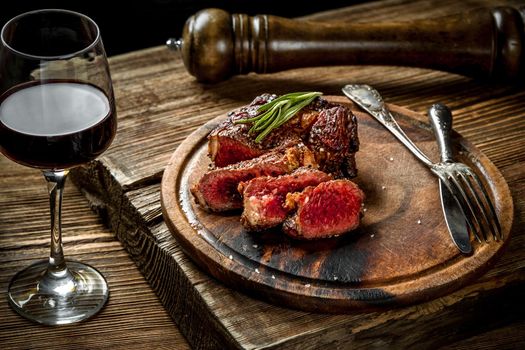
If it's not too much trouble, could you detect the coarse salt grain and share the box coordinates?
[363,208,368,212]
[271,275,276,279]
[229,255,233,260]
[370,234,375,238]
[305,284,311,288]
[255,268,260,274]
[334,276,338,281]
[381,186,386,190]
[417,219,422,224]
[252,244,258,248]
[389,157,394,161]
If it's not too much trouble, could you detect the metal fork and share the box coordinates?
[342,84,501,243]
[428,103,502,242]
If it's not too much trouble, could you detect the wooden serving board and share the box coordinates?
[161,96,513,313]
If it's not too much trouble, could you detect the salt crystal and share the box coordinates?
[255,268,260,274]
[305,284,311,288]
[389,157,394,161]
[252,244,258,248]
[229,255,233,260]
[271,275,276,279]
[363,208,368,212]
[370,234,375,238]
[381,186,386,190]
[417,219,422,224]
[334,276,338,281]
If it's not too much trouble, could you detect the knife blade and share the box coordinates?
[428,104,472,254]
[439,180,472,253]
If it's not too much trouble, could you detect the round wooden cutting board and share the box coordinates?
[161,96,513,313]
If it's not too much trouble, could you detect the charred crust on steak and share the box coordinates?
[307,105,359,177]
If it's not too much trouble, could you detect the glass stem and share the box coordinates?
[43,170,70,276]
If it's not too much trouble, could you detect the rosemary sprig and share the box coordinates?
[234,91,322,143]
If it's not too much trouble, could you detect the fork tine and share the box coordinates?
[457,171,497,242]
[447,172,488,242]
[464,168,503,240]
[437,173,482,243]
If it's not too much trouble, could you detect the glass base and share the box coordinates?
[8,260,109,325]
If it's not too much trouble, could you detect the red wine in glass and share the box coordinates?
[0,9,117,325]
[0,80,116,169]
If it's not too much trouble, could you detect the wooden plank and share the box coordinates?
[67,0,525,349]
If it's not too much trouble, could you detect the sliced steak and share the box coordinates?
[208,94,341,169]
[209,116,301,168]
[238,167,332,231]
[283,180,364,240]
[209,93,283,167]
[191,145,317,212]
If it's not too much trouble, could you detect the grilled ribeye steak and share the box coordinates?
[192,92,364,240]
[208,94,358,176]
[283,179,364,240]
[238,167,332,231]
[191,144,317,212]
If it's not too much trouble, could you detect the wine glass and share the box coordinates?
[0,9,116,325]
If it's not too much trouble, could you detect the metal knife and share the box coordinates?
[341,84,471,254]
[428,104,472,254]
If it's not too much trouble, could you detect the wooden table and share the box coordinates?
[1,0,525,349]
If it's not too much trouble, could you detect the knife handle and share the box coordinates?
[428,103,454,163]
[171,6,525,83]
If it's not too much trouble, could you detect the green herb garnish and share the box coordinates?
[235,91,323,143]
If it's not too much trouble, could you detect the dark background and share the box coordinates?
[1,1,368,56]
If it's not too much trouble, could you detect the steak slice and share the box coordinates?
[191,145,317,212]
[283,180,364,240]
[209,93,279,167]
[238,167,332,231]
[209,116,301,168]
[208,94,335,168]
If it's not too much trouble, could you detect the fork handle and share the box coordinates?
[428,103,454,163]
[343,84,434,167]
[379,109,434,167]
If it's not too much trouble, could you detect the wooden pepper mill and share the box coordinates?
[167,6,525,83]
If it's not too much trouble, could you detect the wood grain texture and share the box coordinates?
[161,97,513,312]
[1,0,522,349]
